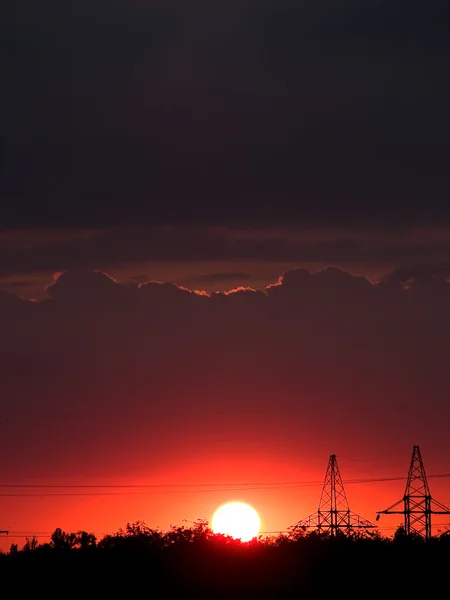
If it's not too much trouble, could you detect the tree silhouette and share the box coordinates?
[1,519,448,598]
[50,527,76,550]
[73,531,97,550]
[22,536,39,552]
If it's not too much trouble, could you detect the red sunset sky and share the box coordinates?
[2,0,450,551]
[1,262,450,550]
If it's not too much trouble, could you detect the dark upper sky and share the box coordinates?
[2,0,450,228]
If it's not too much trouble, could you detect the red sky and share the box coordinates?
[1,262,450,551]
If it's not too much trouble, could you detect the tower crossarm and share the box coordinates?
[290,513,317,530]
[377,511,404,516]
[430,498,450,514]
[376,497,404,518]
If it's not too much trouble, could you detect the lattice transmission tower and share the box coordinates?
[376,445,450,539]
[290,453,376,536]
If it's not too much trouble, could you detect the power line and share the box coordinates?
[0,481,318,489]
[0,472,450,496]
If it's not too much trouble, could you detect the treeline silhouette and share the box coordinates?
[2,521,449,598]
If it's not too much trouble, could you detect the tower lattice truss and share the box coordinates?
[376,445,450,539]
[290,454,376,535]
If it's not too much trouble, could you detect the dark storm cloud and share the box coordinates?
[1,266,450,481]
[2,226,450,281]
[2,0,449,228]
[382,263,450,284]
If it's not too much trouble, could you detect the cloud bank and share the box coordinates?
[1,266,449,484]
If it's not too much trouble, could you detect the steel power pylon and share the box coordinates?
[290,453,376,536]
[376,445,450,540]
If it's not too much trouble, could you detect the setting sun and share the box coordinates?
[211,502,261,541]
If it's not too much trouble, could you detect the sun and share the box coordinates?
[211,501,261,542]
